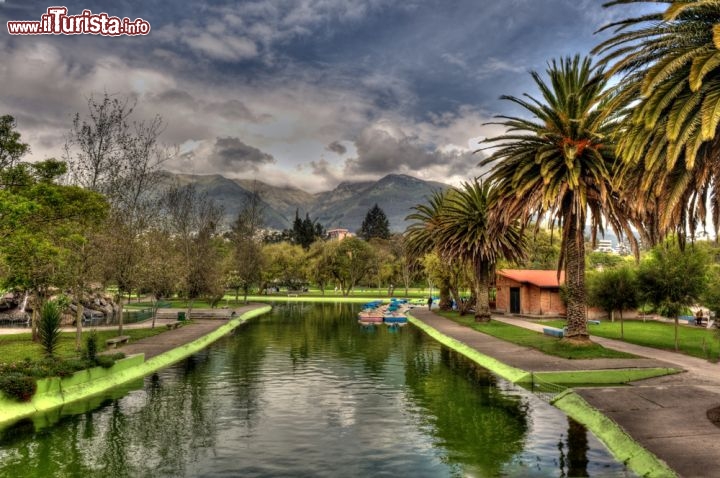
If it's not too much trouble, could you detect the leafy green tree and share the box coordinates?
[360,204,390,240]
[482,56,635,340]
[305,240,334,295]
[1,160,107,341]
[595,1,720,241]
[327,237,375,296]
[587,265,639,339]
[510,227,560,270]
[421,252,473,315]
[638,240,708,350]
[389,234,419,297]
[0,115,29,173]
[586,251,624,271]
[138,227,181,327]
[262,242,306,290]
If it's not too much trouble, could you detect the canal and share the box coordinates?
[0,303,634,477]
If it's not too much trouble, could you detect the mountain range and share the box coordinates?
[161,172,449,232]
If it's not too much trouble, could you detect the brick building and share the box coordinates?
[495,269,566,316]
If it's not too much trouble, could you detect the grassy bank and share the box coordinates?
[0,328,166,364]
[438,311,635,360]
[543,319,720,361]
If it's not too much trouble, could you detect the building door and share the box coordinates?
[510,287,521,314]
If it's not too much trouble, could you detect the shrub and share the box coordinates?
[85,330,98,362]
[39,300,62,358]
[0,373,37,402]
[94,355,116,368]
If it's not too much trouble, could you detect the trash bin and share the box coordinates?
[178,311,186,321]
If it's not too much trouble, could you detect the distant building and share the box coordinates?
[594,239,613,253]
[495,270,566,316]
[327,228,352,241]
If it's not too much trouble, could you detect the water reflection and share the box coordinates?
[0,303,633,477]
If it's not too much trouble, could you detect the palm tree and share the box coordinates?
[433,179,526,322]
[594,0,720,242]
[480,55,634,341]
[405,190,455,310]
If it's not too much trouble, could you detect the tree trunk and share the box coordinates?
[674,317,679,351]
[439,284,452,310]
[117,300,125,336]
[75,297,84,351]
[563,217,589,342]
[31,304,39,343]
[619,309,624,340]
[474,259,491,322]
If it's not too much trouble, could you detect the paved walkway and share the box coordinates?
[109,304,261,359]
[410,309,720,478]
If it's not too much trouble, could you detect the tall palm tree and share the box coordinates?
[594,0,720,241]
[481,55,634,341]
[433,179,526,322]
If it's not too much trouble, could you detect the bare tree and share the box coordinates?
[64,93,172,336]
[162,184,224,318]
[229,185,265,303]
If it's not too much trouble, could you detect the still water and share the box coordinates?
[0,303,634,477]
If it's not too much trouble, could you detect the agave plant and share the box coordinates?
[39,300,62,358]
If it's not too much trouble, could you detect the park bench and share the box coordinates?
[105,335,130,348]
[165,321,183,330]
[679,315,695,324]
[542,327,564,338]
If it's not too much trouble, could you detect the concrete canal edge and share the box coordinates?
[0,305,272,429]
[552,390,677,478]
[406,313,678,478]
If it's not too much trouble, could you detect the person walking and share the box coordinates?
[427,297,433,311]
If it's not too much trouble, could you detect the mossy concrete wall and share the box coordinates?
[0,305,271,429]
[407,312,678,478]
[406,313,530,383]
[553,390,677,477]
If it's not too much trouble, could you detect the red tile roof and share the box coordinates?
[497,269,564,288]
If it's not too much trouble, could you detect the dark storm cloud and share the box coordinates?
[344,125,477,177]
[0,0,660,188]
[326,141,347,155]
[210,137,275,172]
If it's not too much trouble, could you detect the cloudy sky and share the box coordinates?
[0,0,654,192]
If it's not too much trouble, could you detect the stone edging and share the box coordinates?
[406,312,678,478]
[0,305,272,429]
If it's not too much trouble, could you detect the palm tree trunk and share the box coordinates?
[474,259,491,322]
[564,218,589,342]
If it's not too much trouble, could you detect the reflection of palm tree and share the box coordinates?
[566,417,589,477]
[404,345,528,476]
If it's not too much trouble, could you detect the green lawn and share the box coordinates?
[543,319,720,361]
[0,328,166,364]
[437,311,635,360]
